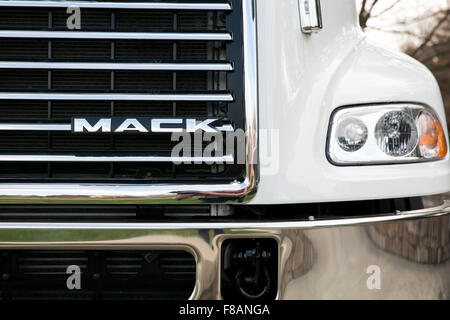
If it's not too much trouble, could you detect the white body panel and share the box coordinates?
[250,0,450,204]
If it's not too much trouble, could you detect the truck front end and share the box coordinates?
[0,0,448,300]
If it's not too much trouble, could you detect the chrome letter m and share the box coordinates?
[73,119,111,133]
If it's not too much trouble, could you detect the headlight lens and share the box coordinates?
[375,110,418,157]
[336,118,368,152]
[327,104,447,165]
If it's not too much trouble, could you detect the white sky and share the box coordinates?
[357,0,449,52]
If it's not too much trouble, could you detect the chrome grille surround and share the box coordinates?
[0,0,259,204]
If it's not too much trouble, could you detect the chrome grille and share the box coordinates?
[0,0,246,182]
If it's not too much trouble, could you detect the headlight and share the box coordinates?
[327,104,447,165]
[336,118,368,152]
[374,110,418,157]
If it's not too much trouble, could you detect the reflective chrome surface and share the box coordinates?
[0,0,259,204]
[298,0,323,34]
[0,30,233,41]
[0,123,71,131]
[0,92,234,101]
[0,155,235,163]
[0,61,234,71]
[0,1,232,10]
[242,0,259,199]
[71,118,235,133]
[0,201,448,299]
[0,180,253,204]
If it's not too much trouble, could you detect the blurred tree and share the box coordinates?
[359,0,450,131]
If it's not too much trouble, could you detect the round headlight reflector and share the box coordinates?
[336,118,368,152]
[375,111,418,157]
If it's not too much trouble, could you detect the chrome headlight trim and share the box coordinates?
[327,103,448,166]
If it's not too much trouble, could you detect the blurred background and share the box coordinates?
[357,0,450,133]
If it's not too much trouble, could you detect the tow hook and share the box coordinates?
[221,239,278,300]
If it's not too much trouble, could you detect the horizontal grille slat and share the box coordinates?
[0,61,234,71]
[0,40,226,62]
[0,101,210,119]
[0,1,232,11]
[0,30,233,41]
[0,0,244,182]
[0,124,70,131]
[0,155,234,163]
[0,92,234,101]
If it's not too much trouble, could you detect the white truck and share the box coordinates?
[0,0,448,300]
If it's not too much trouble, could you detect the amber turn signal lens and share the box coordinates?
[436,121,446,158]
[417,111,447,159]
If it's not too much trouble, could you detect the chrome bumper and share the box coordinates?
[0,201,448,300]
